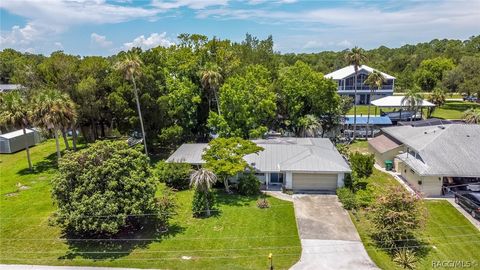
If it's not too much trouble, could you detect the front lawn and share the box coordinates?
[0,140,301,269]
[352,200,480,270]
[431,101,480,119]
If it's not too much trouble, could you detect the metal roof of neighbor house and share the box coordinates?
[0,128,35,139]
[382,124,480,177]
[368,134,401,154]
[371,96,435,107]
[0,84,23,92]
[324,65,395,80]
[166,143,208,164]
[398,118,464,127]
[344,116,392,125]
[166,137,351,173]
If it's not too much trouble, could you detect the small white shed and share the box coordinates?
[0,128,43,153]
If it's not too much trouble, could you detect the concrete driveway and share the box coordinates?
[291,195,378,270]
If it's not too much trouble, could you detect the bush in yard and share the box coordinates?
[51,141,166,236]
[192,190,216,217]
[238,173,261,196]
[336,187,357,210]
[355,186,375,208]
[349,152,375,179]
[369,186,426,251]
[154,161,192,190]
[393,248,418,269]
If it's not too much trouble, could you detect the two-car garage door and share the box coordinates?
[292,173,338,191]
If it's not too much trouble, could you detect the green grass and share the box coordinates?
[352,201,480,270]
[0,140,300,269]
[348,140,369,154]
[431,101,480,120]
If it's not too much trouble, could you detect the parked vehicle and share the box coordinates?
[467,183,480,192]
[463,96,478,102]
[455,192,480,220]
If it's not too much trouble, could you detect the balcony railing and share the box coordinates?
[338,85,394,91]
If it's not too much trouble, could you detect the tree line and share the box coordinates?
[1,34,480,155]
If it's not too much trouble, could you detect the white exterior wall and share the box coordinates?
[337,173,345,188]
[285,171,293,189]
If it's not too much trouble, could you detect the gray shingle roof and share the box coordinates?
[382,124,480,176]
[166,137,351,173]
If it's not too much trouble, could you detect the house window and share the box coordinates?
[270,173,284,184]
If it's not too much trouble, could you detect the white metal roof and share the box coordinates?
[383,124,480,177]
[0,128,35,139]
[0,84,23,92]
[371,96,435,107]
[324,65,395,80]
[166,137,351,173]
[166,143,208,164]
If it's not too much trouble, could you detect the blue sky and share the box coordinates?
[1,0,479,56]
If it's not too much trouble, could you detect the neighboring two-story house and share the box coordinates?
[325,65,395,105]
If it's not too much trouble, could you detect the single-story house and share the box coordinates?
[368,124,480,196]
[0,128,43,153]
[167,137,351,192]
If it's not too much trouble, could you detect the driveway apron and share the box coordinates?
[291,195,378,270]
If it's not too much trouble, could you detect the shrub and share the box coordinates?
[349,152,375,179]
[51,141,165,236]
[370,186,426,250]
[192,190,215,217]
[257,198,270,209]
[393,248,418,269]
[343,173,353,189]
[336,187,357,210]
[355,187,375,208]
[238,173,261,196]
[154,161,192,190]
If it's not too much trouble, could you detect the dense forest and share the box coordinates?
[1,34,479,153]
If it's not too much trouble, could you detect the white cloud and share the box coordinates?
[91,33,113,48]
[0,0,161,52]
[247,0,297,5]
[54,42,63,49]
[123,32,175,50]
[151,0,228,10]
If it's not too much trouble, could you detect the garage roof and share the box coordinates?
[383,124,480,177]
[0,128,35,139]
[167,137,351,173]
[368,134,401,154]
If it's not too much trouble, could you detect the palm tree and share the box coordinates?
[32,89,77,160]
[115,52,148,155]
[401,88,423,122]
[463,108,480,124]
[364,70,386,138]
[200,64,223,115]
[190,168,217,217]
[297,114,321,137]
[345,47,367,140]
[0,91,33,170]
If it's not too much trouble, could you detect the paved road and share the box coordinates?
[290,195,378,270]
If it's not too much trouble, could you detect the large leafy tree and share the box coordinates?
[0,91,33,170]
[202,137,263,193]
[208,65,276,138]
[364,70,386,138]
[414,57,455,91]
[115,52,148,155]
[51,141,165,236]
[277,61,339,136]
[345,47,367,139]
